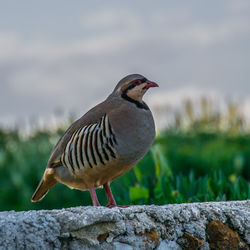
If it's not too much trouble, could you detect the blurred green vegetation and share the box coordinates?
[0,98,249,211]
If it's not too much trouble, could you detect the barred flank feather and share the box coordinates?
[60,115,118,175]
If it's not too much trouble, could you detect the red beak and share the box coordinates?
[145,80,159,89]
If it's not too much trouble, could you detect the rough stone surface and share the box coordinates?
[206,220,248,250]
[0,200,249,250]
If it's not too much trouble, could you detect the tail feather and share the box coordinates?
[31,169,57,202]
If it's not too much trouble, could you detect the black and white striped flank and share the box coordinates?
[60,114,118,175]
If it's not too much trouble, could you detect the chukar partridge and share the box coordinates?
[31,74,158,207]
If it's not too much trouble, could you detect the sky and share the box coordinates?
[0,1,250,129]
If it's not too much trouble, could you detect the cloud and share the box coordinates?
[165,19,250,46]
[0,1,250,127]
[81,8,141,32]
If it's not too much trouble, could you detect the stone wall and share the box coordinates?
[0,200,249,249]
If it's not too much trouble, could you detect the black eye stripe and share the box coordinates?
[135,78,147,84]
[125,78,148,90]
[125,83,136,91]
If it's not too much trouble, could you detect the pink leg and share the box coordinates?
[89,187,100,206]
[103,183,117,208]
[103,183,129,208]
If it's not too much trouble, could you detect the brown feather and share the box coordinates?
[31,168,57,202]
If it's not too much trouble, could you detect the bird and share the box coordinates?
[31,74,159,207]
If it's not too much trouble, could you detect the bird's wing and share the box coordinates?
[47,101,107,167]
[58,113,118,175]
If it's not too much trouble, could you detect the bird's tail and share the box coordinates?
[31,168,57,202]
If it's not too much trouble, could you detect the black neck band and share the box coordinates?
[121,92,149,110]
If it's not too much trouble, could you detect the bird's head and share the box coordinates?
[112,74,159,103]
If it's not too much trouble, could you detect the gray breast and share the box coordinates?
[112,105,156,165]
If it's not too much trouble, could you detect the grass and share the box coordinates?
[0,98,249,211]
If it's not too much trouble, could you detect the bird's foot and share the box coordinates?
[103,183,129,208]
